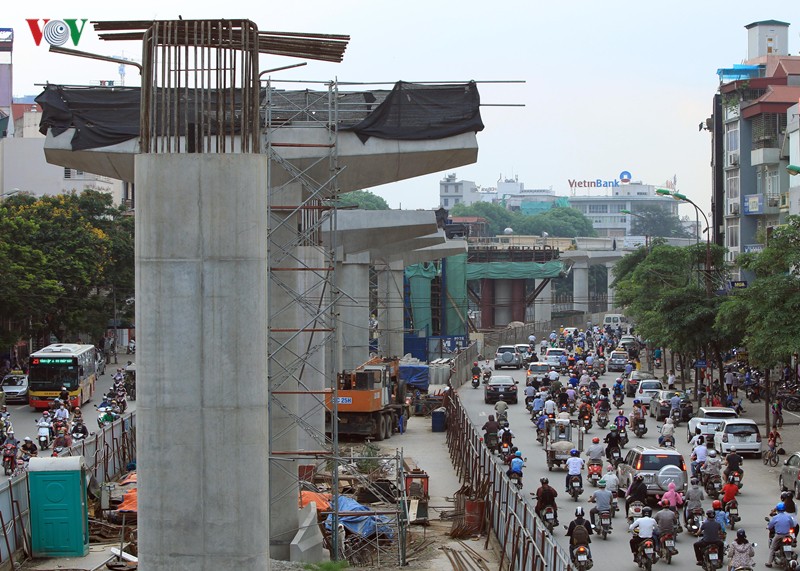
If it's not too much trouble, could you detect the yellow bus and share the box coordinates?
[28,344,97,410]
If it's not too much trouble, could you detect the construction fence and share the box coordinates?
[0,411,136,565]
[445,392,572,571]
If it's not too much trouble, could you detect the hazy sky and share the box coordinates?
[4,1,798,217]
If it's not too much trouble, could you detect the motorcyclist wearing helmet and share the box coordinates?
[557,405,571,420]
[36,410,53,438]
[711,499,729,528]
[626,474,648,514]
[726,529,755,570]
[701,448,722,482]
[613,409,629,430]
[629,505,657,562]
[767,502,797,567]
[533,477,559,524]
[669,392,682,414]
[494,399,509,417]
[723,447,744,481]
[71,419,89,440]
[604,426,622,462]
[566,506,593,561]
[589,479,614,528]
[612,378,624,401]
[599,383,610,399]
[693,510,724,566]
[721,474,739,508]
[630,399,645,422]
[658,417,675,446]
[20,436,37,458]
[507,450,524,482]
[684,478,704,524]
[471,362,481,381]
[565,448,585,492]
[586,437,604,461]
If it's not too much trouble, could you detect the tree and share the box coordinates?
[629,205,691,238]
[335,190,389,210]
[450,203,596,237]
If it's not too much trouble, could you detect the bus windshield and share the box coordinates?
[28,364,79,391]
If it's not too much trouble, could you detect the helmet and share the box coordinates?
[540,477,549,484]
[610,425,617,431]
[635,474,644,482]
[23,437,31,441]
[777,502,786,512]
[736,529,747,540]
[642,507,652,516]
[592,437,600,444]
[782,491,794,501]
[43,411,50,416]
[633,399,640,405]
[598,479,606,487]
[561,406,568,411]
[575,507,584,517]
[708,449,717,457]
[706,510,716,518]
[729,446,736,452]
[474,362,478,366]
[674,392,680,397]
[618,410,624,415]
[712,500,722,510]
[690,478,699,486]
[570,449,579,456]
[61,386,66,390]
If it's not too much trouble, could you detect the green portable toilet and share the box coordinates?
[28,456,89,557]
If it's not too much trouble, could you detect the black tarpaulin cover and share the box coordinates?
[36,85,140,151]
[341,81,484,143]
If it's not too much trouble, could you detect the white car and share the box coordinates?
[634,379,663,407]
[713,418,762,456]
[686,407,738,443]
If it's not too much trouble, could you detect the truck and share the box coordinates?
[324,357,410,441]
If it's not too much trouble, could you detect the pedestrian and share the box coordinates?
[397,410,405,434]
[724,368,734,395]
[731,371,740,398]
[667,369,676,390]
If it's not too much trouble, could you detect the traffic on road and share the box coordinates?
[461,329,792,570]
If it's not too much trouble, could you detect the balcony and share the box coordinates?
[750,147,780,167]
[743,193,781,215]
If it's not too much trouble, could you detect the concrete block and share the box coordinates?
[290,502,330,564]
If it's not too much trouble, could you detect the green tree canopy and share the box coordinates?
[335,190,389,210]
[450,203,596,238]
[629,205,691,238]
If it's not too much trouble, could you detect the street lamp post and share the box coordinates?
[656,189,712,295]
[620,209,649,249]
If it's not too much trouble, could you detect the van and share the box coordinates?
[603,313,628,331]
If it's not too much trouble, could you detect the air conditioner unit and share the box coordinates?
[728,203,740,215]
[729,153,739,166]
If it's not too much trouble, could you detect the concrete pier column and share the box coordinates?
[136,154,269,571]
[606,261,617,311]
[494,279,512,326]
[535,279,552,324]
[377,260,406,358]
[572,261,589,313]
[480,279,494,329]
[511,279,526,323]
[339,252,371,370]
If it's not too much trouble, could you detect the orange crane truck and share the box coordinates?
[325,357,410,441]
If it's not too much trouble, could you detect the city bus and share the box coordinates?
[28,344,97,410]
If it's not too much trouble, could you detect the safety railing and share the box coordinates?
[445,392,572,571]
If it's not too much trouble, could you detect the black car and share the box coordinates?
[650,389,693,422]
[484,375,519,404]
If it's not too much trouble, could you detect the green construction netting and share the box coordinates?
[466,260,566,280]
[445,253,468,336]
[520,201,553,216]
[405,262,438,335]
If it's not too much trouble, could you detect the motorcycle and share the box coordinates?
[127,339,135,354]
[484,432,499,454]
[654,357,662,368]
[540,505,557,532]
[772,535,797,569]
[568,475,583,500]
[597,510,612,539]
[36,421,51,450]
[471,375,480,389]
[611,497,619,518]
[2,444,16,476]
[729,469,743,489]
[596,410,609,429]
[618,427,629,448]
[726,499,740,529]
[496,411,509,429]
[509,466,524,490]
[500,442,511,458]
[704,474,722,499]
[581,415,592,432]
[613,394,624,408]
[686,506,704,535]
[609,447,623,468]
[633,418,647,438]
[701,543,724,570]
[587,460,603,486]
[661,434,675,448]
[482,370,491,384]
[571,543,593,570]
[51,445,66,458]
[96,406,118,429]
[659,531,678,563]
[670,407,682,425]
[627,500,645,523]
[635,536,658,570]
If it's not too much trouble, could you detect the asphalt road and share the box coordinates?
[459,362,785,569]
[6,364,137,453]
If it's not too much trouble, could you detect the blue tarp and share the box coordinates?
[324,495,394,538]
[399,364,429,391]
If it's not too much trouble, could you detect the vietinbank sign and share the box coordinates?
[27,19,89,47]
[568,170,632,189]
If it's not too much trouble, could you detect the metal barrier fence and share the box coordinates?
[445,392,573,571]
[0,412,137,565]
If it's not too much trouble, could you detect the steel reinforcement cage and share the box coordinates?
[445,391,573,571]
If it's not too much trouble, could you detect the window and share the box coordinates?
[610,204,625,213]
[725,122,739,153]
[726,171,739,200]
[64,167,72,179]
[442,198,449,207]
[588,204,608,214]
[726,224,739,248]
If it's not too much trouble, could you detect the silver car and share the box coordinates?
[617,445,688,498]
[780,452,800,497]
[494,346,522,370]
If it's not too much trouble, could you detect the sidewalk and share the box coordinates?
[378,414,501,571]
[19,543,119,571]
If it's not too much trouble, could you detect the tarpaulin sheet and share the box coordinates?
[341,81,484,143]
[405,262,438,336]
[399,364,429,391]
[117,488,138,513]
[466,260,566,280]
[300,490,331,511]
[324,495,394,538]
[444,253,468,336]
